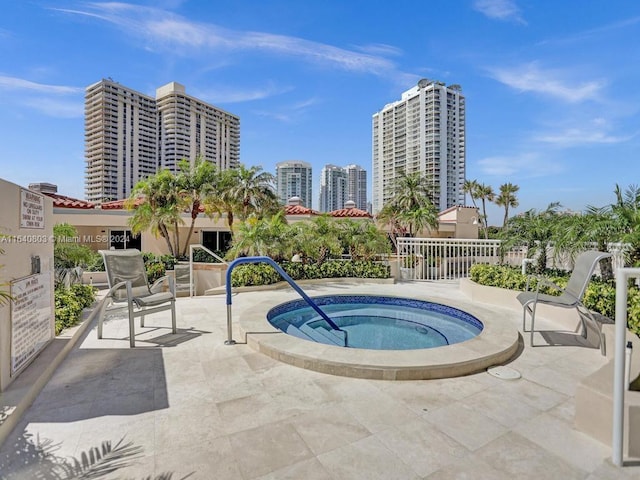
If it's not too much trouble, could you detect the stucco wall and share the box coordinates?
[0,178,54,391]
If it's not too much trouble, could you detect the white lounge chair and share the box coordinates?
[517,250,612,354]
[97,249,177,347]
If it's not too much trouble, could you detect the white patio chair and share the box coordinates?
[97,249,176,347]
[517,250,612,354]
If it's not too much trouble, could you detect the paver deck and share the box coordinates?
[1,281,638,479]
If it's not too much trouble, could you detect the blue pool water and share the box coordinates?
[267,295,483,350]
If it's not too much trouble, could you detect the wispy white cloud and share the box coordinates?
[0,75,83,95]
[54,3,405,77]
[253,97,320,123]
[535,121,636,146]
[538,15,640,46]
[472,0,526,25]
[477,153,563,177]
[0,75,83,117]
[193,83,294,104]
[487,62,605,103]
[23,98,84,118]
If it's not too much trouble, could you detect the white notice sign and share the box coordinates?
[20,189,45,229]
[10,273,53,375]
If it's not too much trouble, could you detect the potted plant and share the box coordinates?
[400,253,417,280]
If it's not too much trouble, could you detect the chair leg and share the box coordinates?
[529,304,538,347]
[96,296,111,339]
[127,299,136,348]
[170,300,177,334]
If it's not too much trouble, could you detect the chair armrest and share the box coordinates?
[105,280,128,299]
[533,277,580,303]
[150,275,176,296]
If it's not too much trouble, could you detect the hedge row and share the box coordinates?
[230,260,390,287]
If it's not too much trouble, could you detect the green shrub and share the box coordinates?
[54,284,97,335]
[470,263,640,336]
[230,260,390,287]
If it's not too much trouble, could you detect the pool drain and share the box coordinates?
[487,365,521,380]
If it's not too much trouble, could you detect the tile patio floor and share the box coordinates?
[1,280,639,479]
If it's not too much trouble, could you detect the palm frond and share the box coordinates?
[55,438,143,479]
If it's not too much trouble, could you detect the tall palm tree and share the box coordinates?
[462,179,480,210]
[227,164,278,221]
[386,171,439,237]
[127,169,183,256]
[205,168,242,235]
[175,157,218,257]
[476,183,495,239]
[495,182,520,228]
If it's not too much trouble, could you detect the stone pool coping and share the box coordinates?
[238,289,520,380]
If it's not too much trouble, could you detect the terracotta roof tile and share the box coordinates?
[329,207,372,218]
[284,205,319,215]
[44,192,95,209]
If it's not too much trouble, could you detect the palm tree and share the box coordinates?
[175,157,218,257]
[205,168,241,235]
[225,211,289,260]
[554,206,619,280]
[612,184,640,265]
[289,215,342,264]
[495,182,520,228]
[227,164,278,221]
[503,202,561,273]
[381,171,439,238]
[462,179,480,210]
[337,219,391,261]
[127,169,183,256]
[206,165,278,238]
[475,183,495,239]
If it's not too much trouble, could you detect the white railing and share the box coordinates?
[396,238,629,281]
[612,267,640,467]
[188,244,227,297]
[396,238,502,281]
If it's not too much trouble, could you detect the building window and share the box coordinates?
[109,230,141,250]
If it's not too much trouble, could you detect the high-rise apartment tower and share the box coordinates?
[319,164,348,212]
[275,160,313,208]
[319,164,367,212]
[372,79,465,213]
[84,79,240,202]
[345,164,367,211]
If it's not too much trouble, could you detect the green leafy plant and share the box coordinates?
[54,284,97,335]
[230,260,390,287]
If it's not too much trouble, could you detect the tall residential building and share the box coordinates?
[319,164,348,212]
[276,160,312,208]
[345,164,367,211]
[84,79,240,203]
[372,79,465,214]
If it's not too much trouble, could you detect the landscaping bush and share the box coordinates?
[230,260,390,287]
[54,284,97,335]
[469,263,640,336]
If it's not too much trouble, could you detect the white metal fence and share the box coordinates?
[396,237,628,281]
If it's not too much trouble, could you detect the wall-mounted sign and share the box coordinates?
[10,273,53,375]
[20,189,45,229]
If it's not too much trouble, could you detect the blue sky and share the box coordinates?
[1,0,639,225]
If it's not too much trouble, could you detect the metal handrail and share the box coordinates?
[612,267,640,467]
[224,256,347,346]
[188,244,227,297]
